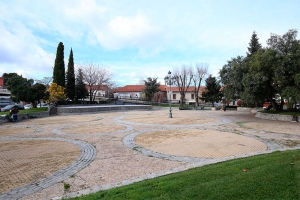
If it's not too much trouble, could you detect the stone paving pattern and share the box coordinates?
[0,108,300,199]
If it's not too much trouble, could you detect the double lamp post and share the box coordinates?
[164,71,177,118]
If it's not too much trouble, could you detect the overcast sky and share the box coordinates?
[0,0,299,86]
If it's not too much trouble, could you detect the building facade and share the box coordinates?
[114,84,205,104]
[0,77,12,107]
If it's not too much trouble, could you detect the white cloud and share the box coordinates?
[0,20,54,80]
[95,13,163,50]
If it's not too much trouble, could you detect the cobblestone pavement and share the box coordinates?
[0,108,300,200]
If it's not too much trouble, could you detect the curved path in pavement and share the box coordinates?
[0,137,96,200]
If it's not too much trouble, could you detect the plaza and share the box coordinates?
[0,108,300,199]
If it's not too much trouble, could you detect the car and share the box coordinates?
[1,105,14,112]
[24,104,31,110]
[37,103,49,107]
[1,104,25,112]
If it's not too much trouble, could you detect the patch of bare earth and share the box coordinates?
[123,110,220,124]
[0,140,81,193]
[0,128,35,136]
[24,115,99,125]
[135,129,267,158]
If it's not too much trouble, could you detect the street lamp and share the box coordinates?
[164,71,176,118]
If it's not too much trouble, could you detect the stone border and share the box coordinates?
[255,111,299,122]
[237,107,252,112]
[57,105,152,114]
[0,112,49,123]
[0,137,96,200]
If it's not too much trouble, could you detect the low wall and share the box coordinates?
[57,105,152,114]
[0,111,49,123]
[237,107,252,112]
[255,112,298,122]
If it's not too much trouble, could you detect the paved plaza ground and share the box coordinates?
[1,108,300,199]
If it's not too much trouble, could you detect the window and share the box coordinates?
[173,94,176,99]
[191,94,194,99]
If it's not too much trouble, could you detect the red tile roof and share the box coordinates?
[113,85,145,92]
[114,85,205,93]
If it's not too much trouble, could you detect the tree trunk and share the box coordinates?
[271,99,279,111]
[280,97,284,111]
[88,88,92,103]
[180,93,185,107]
[195,91,199,107]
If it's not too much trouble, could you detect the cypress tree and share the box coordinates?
[53,42,65,87]
[247,31,262,57]
[66,48,76,100]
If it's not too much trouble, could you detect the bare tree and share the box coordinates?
[78,62,113,103]
[192,63,208,107]
[173,65,194,108]
[35,77,53,89]
[152,91,165,104]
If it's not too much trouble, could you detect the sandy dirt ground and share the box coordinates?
[135,129,267,158]
[1,108,300,199]
[0,140,80,193]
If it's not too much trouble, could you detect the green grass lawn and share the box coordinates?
[260,110,300,116]
[0,107,48,115]
[67,150,300,200]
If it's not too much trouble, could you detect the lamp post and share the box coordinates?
[164,71,176,118]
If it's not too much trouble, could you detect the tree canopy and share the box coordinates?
[192,63,208,107]
[143,77,161,101]
[247,31,262,57]
[75,68,89,102]
[173,65,193,107]
[7,74,47,106]
[219,29,300,110]
[78,62,112,102]
[66,48,75,101]
[46,83,66,102]
[202,75,222,106]
[2,73,18,87]
[53,42,65,87]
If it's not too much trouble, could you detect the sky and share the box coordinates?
[0,0,299,86]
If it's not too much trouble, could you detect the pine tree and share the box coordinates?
[65,48,75,101]
[75,68,88,102]
[202,75,222,106]
[247,31,262,57]
[53,42,65,87]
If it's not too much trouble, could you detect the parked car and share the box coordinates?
[1,104,24,112]
[37,103,49,107]
[1,105,14,112]
[24,104,31,110]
